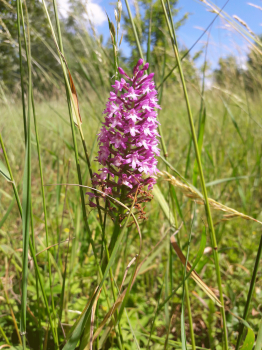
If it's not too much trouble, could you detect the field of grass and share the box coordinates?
[0,0,262,349]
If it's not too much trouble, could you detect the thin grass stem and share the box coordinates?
[160,0,228,348]
[31,91,56,338]
[16,0,26,144]
[124,0,144,60]
[0,324,10,345]
[235,235,262,349]
[19,1,32,345]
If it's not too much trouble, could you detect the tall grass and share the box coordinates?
[0,0,262,349]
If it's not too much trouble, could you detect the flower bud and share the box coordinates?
[142,62,149,71]
[118,67,131,80]
[133,58,144,75]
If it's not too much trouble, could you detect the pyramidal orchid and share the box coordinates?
[88,59,161,222]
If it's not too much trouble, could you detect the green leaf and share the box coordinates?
[193,106,206,186]
[254,319,262,350]
[153,184,176,227]
[242,328,255,350]
[0,159,11,181]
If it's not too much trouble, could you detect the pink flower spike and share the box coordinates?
[89,58,160,220]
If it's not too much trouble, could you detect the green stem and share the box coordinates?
[20,2,32,346]
[185,281,196,350]
[29,239,58,347]
[0,128,58,348]
[254,318,262,350]
[16,0,27,144]
[160,1,228,348]
[235,235,262,349]
[19,0,57,343]
[124,0,144,60]
[157,25,196,348]
[104,245,124,349]
[48,0,104,237]
[0,324,10,345]
[31,91,57,339]
[30,205,41,330]
[146,3,152,70]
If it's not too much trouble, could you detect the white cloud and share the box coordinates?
[58,0,107,27]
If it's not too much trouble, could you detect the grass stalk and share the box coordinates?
[41,12,122,347]
[44,0,104,235]
[0,324,10,345]
[31,92,57,338]
[30,207,41,330]
[235,235,262,349]
[19,1,32,345]
[0,104,58,350]
[41,0,92,242]
[160,0,228,348]
[146,3,153,70]
[4,173,58,346]
[254,318,262,350]
[16,0,26,144]
[157,30,196,348]
[19,1,58,342]
[124,0,144,60]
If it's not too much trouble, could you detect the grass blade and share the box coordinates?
[16,0,26,144]
[124,0,144,60]
[152,185,176,227]
[235,235,262,349]
[254,319,262,350]
[146,3,152,69]
[19,2,32,346]
[241,328,255,350]
[160,1,229,347]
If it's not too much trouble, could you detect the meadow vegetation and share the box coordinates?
[0,0,262,349]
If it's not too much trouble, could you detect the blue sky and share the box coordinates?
[59,0,262,70]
